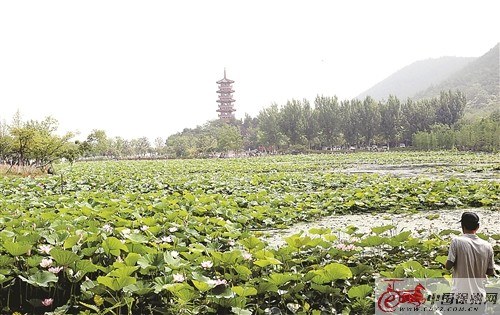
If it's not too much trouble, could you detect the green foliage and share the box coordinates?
[413,111,500,152]
[3,113,78,173]
[0,153,498,314]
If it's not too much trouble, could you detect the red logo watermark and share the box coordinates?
[375,278,500,315]
[378,279,427,312]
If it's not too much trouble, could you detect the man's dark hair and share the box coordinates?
[459,212,480,230]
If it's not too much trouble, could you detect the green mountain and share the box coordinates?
[414,43,499,115]
[357,43,499,115]
[357,56,476,100]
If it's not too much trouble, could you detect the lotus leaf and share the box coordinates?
[192,279,213,292]
[310,262,352,284]
[232,285,257,297]
[124,252,142,266]
[0,255,15,267]
[257,281,279,294]
[234,265,252,278]
[76,260,100,274]
[371,225,395,235]
[347,284,372,298]
[19,270,58,287]
[266,272,300,286]
[50,248,80,266]
[123,281,154,295]
[309,227,332,235]
[239,235,265,250]
[253,258,282,267]
[102,236,129,256]
[231,307,253,315]
[97,275,137,291]
[359,235,385,247]
[165,283,199,302]
[435,255,448,265]
[2,241,32,256]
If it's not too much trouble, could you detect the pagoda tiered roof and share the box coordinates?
[216,69,235,84]
[216,68,236,121]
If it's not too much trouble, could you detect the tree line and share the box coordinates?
[413,113,500,151]
[1,90,498,172]
[165,90,499,158]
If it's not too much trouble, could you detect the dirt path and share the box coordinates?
[264,208,500,247]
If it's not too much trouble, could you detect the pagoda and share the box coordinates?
[216,69,236,121]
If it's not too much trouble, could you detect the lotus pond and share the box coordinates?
[0,151,499,314]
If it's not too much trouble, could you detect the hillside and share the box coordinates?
[414,43,499,114]
[357,56,476,100]
[357,43,500,116]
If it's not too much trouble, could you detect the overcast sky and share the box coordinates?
[1,1,499,142]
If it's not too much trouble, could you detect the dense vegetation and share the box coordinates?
[1,87,498,171]
[0,113,80,173]
[413,113,500,151]
[0,152,499,314]
[166,90,498,157]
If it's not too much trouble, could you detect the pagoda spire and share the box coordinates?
[216,69,236,121]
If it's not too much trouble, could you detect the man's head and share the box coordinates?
[459,212,480,232]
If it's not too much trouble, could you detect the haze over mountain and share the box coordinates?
[414,43,499,113]
[357,43,500,114]
[357,56,475,100]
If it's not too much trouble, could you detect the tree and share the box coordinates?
[278,99,306,146]
[132,137,151,156]
[401,98,436,144]
[196,133,217,157]
[0,119,13,162]
[380,95,403,146]
[85,129,110,157]
[358,96,381,145]
[257,104,286,149]
[166,134,197,158]
[9,116,76,172]
[240,113,259,150]
[302,100,319,149]
[315,95,341,148]
[436,90,467,126]
[10,122,36,167]
[215,124,243,153]
[341,99,360,146]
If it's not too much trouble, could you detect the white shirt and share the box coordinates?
[447,233,494,297]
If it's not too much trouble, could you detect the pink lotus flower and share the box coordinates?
[38,244,52,255]
[121,228,131,236]
[48,266,63,273]
[173,273,185,282]
[40,258,53,268]
[161,236,173,243]
[42,298,53,306]
[201,260,213,269]
[102,224,113,233]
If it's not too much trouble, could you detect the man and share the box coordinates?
[445,212,495,312]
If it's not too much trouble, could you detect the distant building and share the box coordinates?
[216,69,236,121]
